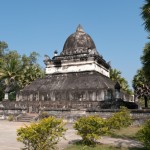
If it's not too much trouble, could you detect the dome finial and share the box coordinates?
[76,24,84,32]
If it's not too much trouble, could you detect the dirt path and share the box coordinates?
[0,120,143,150]
[57,124,143,149]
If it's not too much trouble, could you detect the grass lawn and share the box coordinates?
[110,126,141,140]
[65,126,147,150]
[65,144,146,150]
[65,144,122,150]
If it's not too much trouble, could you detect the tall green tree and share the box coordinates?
[133,0,150,107]
[141,42,150,81]
[141,0,150,32]
[141,0,150,81]
[0,42,44,101]
[0,51,23,99]
[132,69,150,108]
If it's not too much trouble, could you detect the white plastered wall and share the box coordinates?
[46,60,110,77]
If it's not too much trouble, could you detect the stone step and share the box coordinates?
[17,114,38,122]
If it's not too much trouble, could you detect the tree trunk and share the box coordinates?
[144,96,148,108]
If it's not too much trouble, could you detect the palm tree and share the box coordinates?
[19,64,44,88]
[110,68,132,94]
[132,69,150,108]
[110,69,122,81]
[0,56,23,100]
[135,1,150,107]
[141,0,150,32]
[141,42,150,81]
[0,51,44,100]
[0,46,44,101]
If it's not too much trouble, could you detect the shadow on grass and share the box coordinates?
[66,139,147,150]
[109,131,139,140]
[69,139,98,147]
[128,147,148,150]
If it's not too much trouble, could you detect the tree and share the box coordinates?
[110,68,132,94]
[132,69,150,108]
[133,0,150,107]
[141,0,150,32]
[17,116,67,150]
[0,42,44,101]
[0,51,22,100]
[19,52,44,88]
[141,42,150,81]
[141,1,150,82]
[110,68,121,81]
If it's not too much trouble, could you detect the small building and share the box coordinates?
[16,25,132,111]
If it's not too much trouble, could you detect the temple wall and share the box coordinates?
[16,89,112,102]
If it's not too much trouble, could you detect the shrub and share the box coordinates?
[17,116,67,150]
[136,120,150,149]
[106,107,132,130]
[74,115,108,145]
[39,111,50,120]
[7,115,14,121]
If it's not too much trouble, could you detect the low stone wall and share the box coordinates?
[0,100,149,124]
[43,109,150,124]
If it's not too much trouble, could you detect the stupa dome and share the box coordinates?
[61,25,97,55]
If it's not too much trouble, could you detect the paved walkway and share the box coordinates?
[0,120,143,150]
[0,120,25,150]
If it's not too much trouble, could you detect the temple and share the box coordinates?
[16,25,133,111]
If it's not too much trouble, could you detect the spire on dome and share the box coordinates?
[76,24,84,32]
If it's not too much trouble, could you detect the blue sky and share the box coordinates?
[0,0,148,88]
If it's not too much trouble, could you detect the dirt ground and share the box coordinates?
[0,120,143,150]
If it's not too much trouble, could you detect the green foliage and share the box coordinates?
[65,144,123,150]
[141,42,150,81]
[132,69,150,108]
[137,120,150,149]
[132,69,146,90]
[110,68,132,95]
[39,111,50,120]
[141,0,150,32]
[134,1,150,108]
[110,126,141,140]
[17,116,67,150]
[0,82,5,101]
[7,115,14,121]
[0,41,44,100]
[107,107,132,130]
[74,115,108,145]
[8,91,17,101]
[0,41,8,56]
[74,108,132,146]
